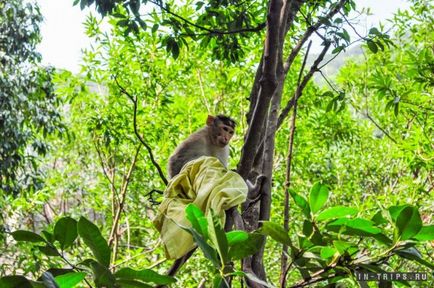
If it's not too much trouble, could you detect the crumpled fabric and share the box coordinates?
[153,156,247,259]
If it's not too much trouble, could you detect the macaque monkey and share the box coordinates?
[168,115,236,178]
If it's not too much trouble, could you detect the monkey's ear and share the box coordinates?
[206,115,215,126]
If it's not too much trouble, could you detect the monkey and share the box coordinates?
[167,115,236,178]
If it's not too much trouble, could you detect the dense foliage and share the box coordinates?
[1,0,433,287]
[0,0,63,194]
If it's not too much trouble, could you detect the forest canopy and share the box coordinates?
[0,0,433,287]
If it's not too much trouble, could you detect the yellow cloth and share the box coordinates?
[153,156,248,260]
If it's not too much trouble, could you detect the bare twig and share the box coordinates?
[113,76,168,186]
[109,144,142,249]
[280,41,311,288]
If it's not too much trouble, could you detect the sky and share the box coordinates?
[36,0,410,73]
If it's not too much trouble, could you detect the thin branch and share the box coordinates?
[109,144,142,247]
[283,0,347,73]
[278,41,332,129]
[148,0,265,36]
[113,76,168,186]
[280,41,311,288]
[365,112,398,143]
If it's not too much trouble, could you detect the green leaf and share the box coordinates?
[333,240,355,255]
[226,230,248,246]
[289,190,310,218]
[38,245,60,256]
[228,232,263,260]
[327,218,382,235]
[89,260,116,288]
[302,220,313,237]
[115,279,152,288]
[371,211,388,225]
[207,209,228,264]
[316,206,358,221]
[42,230,55,243]
[186,227,220,268]
[369,27,381,35]
[395,206,422,240]
[309,183,329,213]
[212,275,223,288]
[367,40,378,53]
[171,41,180,59]
[54,217,78,250]
[260,222,291,246]
[54,272,86,288]
[185,204,208,239]
[389,205,408,222]
[114,268,175,285]
[331,45,344,54]
[320,247,337,259]
[0,276,32,288]
[11,230,46,243]
[77,217,111,267]
[395,247,434,269]
[413,225,434,241]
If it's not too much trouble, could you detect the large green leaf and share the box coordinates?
[228,232,264,260]
[77,217,111,267]
[395,206,422,240]
[89,260,116,288]
[38,244,60,256]
[54,217,78,250]
[320,246,337,259]
[186,227,220,268]
[207,209,228,264]
[371,210,388,225]
[0,276,32,288]
[54,272,86,288]
[260,221,291,246]
[11,230,46,243]
[185,204,208,239]
[316,206,358,221]
[327,218,382,235]
[395,247,434,269]
[226,230,249,246]
[413,225,434,241]
[114,268,175,285]
[388,205,408,222]
[309,183,329,213]
[289,190,310,218]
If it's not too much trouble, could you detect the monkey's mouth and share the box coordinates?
[218,140,228,146]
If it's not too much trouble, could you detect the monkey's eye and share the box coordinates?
[229,131,234,135]
[223,127,229,132]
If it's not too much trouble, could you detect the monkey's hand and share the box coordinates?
[245,174,266,205]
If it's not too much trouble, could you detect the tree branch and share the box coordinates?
[237,0,284,179]
[277,41,331,129]
[148,0,265,36]
[109,144,142,248]
[283,0,347,73]
[113,76,168,186]
[280,41,311,288]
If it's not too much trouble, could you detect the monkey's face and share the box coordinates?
[214,123,234,147]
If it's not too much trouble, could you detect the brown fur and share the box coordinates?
[167,115,235,178]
